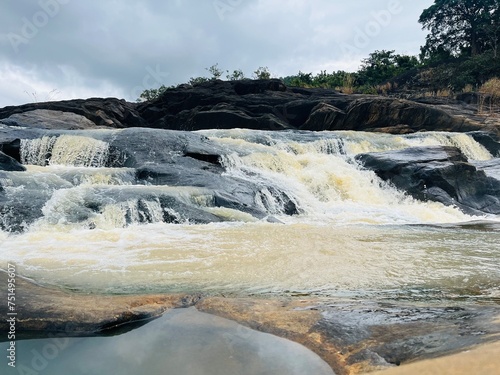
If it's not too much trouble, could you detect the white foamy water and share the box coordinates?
[1,130,499,301]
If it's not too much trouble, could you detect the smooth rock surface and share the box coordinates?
[1,271,499,375]
[0,307,335,375]
[356,146,500,215]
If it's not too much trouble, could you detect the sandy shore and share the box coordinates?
[370,341,500,375]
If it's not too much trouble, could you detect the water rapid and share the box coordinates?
[1,129,499,302]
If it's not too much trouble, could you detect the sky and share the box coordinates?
[0,0,434,107]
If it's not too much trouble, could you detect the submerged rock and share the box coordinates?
[356,146,500,215]
[1,270,499,375]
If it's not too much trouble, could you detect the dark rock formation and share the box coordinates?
[356,146,500,215]
[337,97,482,133]
[0,151,25,171]
[0,98,147,128]
[1,80,497,135]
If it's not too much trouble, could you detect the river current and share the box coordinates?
[1,129,499,304]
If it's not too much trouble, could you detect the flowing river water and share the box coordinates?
[1,129,499,373]
[1,129,499,302]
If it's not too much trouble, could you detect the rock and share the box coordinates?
[468,131,500,157]
[0,109,98,130]
[300,102,344,131]
[472,158,500,180]
[0,98,147,128]
[356,146,500,215]
[3,268,497,375]
[0,151,25,171]
[0,171,71,232]
[370,341,500,375]
[338,97,480,133]
[1,80,496,134]
[0,270,196,337]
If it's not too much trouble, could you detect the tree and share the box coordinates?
[357,50,419,86]
[226,69,245,80]
[206,63,224,79]
[253,66,271,79]
[137,85,168,102]
[419,0,499,59]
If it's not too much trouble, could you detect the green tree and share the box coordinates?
[137,85,168,102]
[419,0,499,59]
[253,66,271,79]
[226,69,245,80]
[206,63,224,79]
[357,50,419,86]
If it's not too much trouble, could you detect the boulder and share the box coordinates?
[338,98,479,132]
[0,151,25,171]
[356,146,500,215]
[0,98,147,128]
[300,103,344,131]
[0,109,98,130]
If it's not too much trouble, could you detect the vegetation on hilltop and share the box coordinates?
[138,0,500,103]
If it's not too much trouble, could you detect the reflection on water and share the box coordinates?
[0,308,334,375]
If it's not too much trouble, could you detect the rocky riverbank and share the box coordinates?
[1,270,499,374]
[1,79,499,135]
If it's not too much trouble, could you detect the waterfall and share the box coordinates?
[20,136,57,165]
[21,135,109,167]
[3,129,497,234]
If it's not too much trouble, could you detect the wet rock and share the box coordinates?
[0,270,195,337]
[0,152,25,171]
[0,170,71,232]
[472,158,500,180]
[356,146,500,215]
[1,270,499,375]
[300,103,344,131]
[468,131,500,157]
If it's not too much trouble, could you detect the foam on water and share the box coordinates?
[1,221,499,299]
[2,130,499,299]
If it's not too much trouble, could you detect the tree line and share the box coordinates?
[138,0,500,101]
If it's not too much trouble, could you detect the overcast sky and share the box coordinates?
[0,0,434,107]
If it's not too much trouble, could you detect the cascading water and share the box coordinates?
[21,134,110,167]
[1,129,499,302]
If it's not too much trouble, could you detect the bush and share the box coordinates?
[478,77,500,112]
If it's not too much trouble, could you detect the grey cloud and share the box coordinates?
[0,0,434,107]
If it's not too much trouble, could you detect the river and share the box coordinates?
[1,129,498,305]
